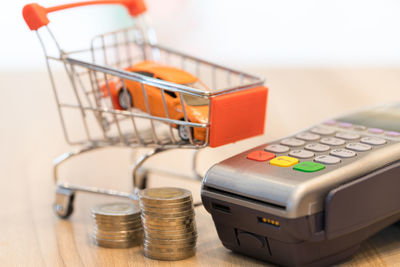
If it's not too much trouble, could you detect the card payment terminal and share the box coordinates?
[201,102,400,266]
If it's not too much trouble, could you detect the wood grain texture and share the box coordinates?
[1,69,400,266]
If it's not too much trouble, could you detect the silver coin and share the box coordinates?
[143,249,195,261]
[142,218,194,227]
[92,202,141,217]
[94,228,143,236]
[143,228,197,237]
[94,215,141,222]
[140,202,193,210]
[141,213,194,222]
[94,230,143,236]
[92,232,144,242]
[141,209,194,218]
[94,226,143,233]
[142,222,194,230]
[94,234,143,242]
[144,244,196,253]
[143,221,197,231]
[93,211,141,218]
[94,238,141,248]
[144,234,197,243]
[93,225,143,232]
[93,233,143,241]
[142,221,194,230]
[94,221,142,227]
[139,188,192,204]
[94,227,142,233]
[93,214,141,221]
[144,244,195,253]
[144,238,197,246]
[94,219,142,227]
[143,226,197,235]
[145,230,197,240]
[95,241,138,249]
[140,199,193,209]
[94,235,142,242]
[140,205,193,213]
[143,244,196,252]
[94,219,142,225]
[92,231,144,241]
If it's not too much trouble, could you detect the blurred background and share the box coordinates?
[2,0,400,194]
[3,0,400,70]
[2,3,400,263]
[2,0,400,174]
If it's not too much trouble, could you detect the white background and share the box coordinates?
[2,0,400,71]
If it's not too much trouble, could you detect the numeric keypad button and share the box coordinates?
[368,128,384,134]
[305,143,330,152]
[345,143,372,152]
[354,125,367,131]
[289,150,315,159]
[264,144,290,153]
[296,132,320,141]
[360,136,387,146]
[280,138,305,147]
[330,149,357,158]
[338,122,353,128]
[385,131,400,137]
[320,137,345,146]
[311,127,335,135]
[314,155,341,165]
[323,120,337,126]
[335,132,360,140]
[247,151,276,162]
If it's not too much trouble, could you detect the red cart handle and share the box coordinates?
[23,0,147,31]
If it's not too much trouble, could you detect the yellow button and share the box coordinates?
[270,156,299,167]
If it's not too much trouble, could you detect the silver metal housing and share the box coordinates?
[202,120,400,219]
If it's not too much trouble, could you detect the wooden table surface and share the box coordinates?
[2,68,400,266]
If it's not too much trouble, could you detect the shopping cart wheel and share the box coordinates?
[178,123,193,142]
[53,186,75,219]
[135,168,149,189]
[118,90,133,110]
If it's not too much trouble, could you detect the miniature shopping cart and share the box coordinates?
[23,0,269,219]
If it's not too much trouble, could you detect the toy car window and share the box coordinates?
[185,81,210,92]
[181,81,209,106]
[164,91,177,98]
[182,94,208,106]
[155,77,177,98]
[133,71,154,77]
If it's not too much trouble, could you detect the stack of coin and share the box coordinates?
[139,187,197,260]
[92,202,143,248]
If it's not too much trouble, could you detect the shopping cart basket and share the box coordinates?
[23,0,269,218]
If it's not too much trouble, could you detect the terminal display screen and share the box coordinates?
[338,102,400,132]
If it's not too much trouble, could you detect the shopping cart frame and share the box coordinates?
[23,0,268,218]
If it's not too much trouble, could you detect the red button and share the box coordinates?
[247,151,276,162]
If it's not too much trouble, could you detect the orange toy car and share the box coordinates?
[101,61,209,141]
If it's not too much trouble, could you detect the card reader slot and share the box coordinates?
[203,186,286,210]
[212,202,231,214]
[325,160,400,240]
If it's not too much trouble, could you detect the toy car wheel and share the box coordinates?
[118,89,133,110]
[178,123,193,142]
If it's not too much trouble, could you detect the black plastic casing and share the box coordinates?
[201,160,400,266]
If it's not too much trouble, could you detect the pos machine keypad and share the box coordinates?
[247,121,395,173]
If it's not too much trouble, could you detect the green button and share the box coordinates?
[294,161,325,172]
